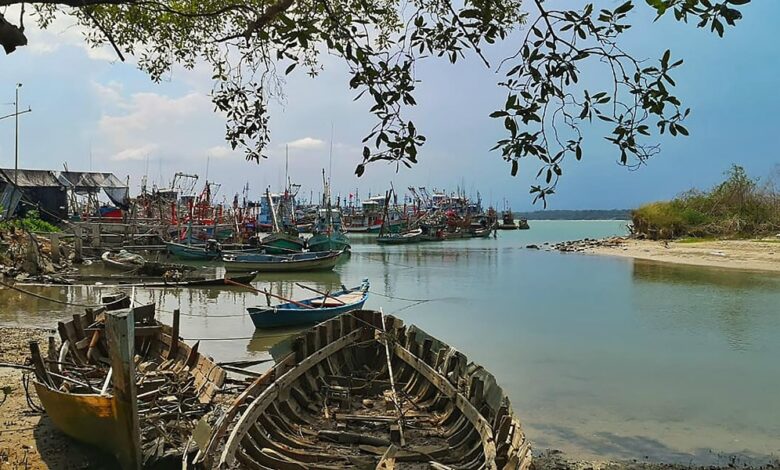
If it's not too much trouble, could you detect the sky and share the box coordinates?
[0,1,778,211]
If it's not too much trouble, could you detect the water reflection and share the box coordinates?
[632,259,780,291]
[246,328,301,357]
[631,260,780,351]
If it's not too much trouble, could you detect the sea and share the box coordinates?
[1,220,778,464]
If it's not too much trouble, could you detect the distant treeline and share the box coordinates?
[515,209,631,220]
[632,165,780,239]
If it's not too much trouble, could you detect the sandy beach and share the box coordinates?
[557,238,780,273]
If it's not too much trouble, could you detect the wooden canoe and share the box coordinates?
[30,298,228,468]
[197,310,531,469]
[247,280,369,328]
[135,271,258,288]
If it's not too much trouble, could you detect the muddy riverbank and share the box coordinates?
[0,327,110,469]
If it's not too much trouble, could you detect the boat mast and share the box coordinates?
[267,188,280,233]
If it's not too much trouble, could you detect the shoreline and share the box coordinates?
[0,326,111,469]
[1,326,778,469]
[553,237,780,274]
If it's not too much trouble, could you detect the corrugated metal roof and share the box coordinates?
[0,169,61,187]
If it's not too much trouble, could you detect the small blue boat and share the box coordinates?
[247,280,369,328]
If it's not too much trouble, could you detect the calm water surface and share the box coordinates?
[2,220,779,463]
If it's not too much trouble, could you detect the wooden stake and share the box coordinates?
[167,308,181,359]
[380,311,405,447]
[105,309,142,470]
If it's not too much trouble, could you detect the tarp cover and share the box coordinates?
[58,171,127,190]
[0,168,61,187]
[58,171,129,209]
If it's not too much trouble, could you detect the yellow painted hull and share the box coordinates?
[33,382,122,461]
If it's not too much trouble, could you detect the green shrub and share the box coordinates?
[632,165,780,239]
[0,210,61,233]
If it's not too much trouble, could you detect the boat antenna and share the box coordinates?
[329,123,334,185]
[285,144,289,193]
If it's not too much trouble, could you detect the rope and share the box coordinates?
[0,279,104,308]
[351,252,416,269]
[368,290,432,303]
[183,331,293,342]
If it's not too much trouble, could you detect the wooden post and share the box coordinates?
[49,233,60,264]
[105,310,142,470]
[47,336,57,362]
[91,223,101,249]
[29,341,52,387]
[167,308,180,359]
[73,225,83,262]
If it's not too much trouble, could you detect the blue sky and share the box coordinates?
[0,1,777,210]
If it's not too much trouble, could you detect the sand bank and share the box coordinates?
[555,237,780,273]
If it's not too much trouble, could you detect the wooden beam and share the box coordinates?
[105,310,142,470]
[166,308,180,359]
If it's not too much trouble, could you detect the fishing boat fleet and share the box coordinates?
[5,166,537,469]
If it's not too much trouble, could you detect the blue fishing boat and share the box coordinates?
[247,280,369,328]
[165,240,221,261]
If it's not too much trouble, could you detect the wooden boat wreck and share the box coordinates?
[247,280,369,328]
[102,250,146,270]
[29,296,230,468]
[193,310,531,469]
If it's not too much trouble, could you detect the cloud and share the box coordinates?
[206,146,234,159]
[287,137,326,150]
[112,144,159,161]
[92,84,228,167]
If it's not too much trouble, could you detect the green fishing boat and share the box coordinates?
[308,174,351,252]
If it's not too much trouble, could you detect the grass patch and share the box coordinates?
[675,237,718,244]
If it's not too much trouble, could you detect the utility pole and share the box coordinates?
[15,83,21,187]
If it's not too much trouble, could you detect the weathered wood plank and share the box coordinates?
[105,310,142,470]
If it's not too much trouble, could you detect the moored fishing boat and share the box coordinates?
[261,231,306,254]
[308,230,351,252]
[309,176,351,252]
[377,227,424,244]
[165,240,222,260]
[223,250,342,272]
[247,280,369,328]
[194,310,532,469]
[29,299,229,468]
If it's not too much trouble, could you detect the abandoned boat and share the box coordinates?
[193,310,531,469]
[247,280,369,328]
[29,298,229,468]
[101,250,145,270]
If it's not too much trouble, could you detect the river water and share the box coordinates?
[1,220,779,464]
